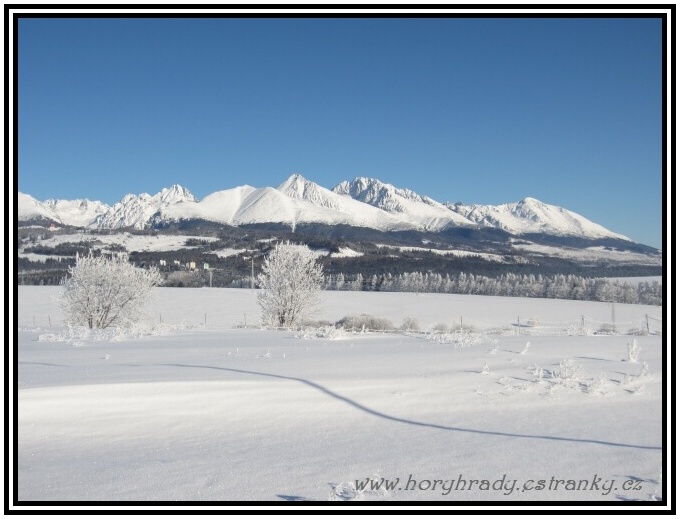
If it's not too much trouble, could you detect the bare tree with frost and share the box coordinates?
[257,242,324,328]
[59,253,162,329]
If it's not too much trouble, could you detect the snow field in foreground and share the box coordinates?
[15,287,664,502]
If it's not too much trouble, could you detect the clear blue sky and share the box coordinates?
[18,16,663,248]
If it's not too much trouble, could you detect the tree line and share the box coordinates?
[232,271,662,306]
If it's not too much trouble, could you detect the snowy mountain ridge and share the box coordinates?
[17,174,631,242]
[93,184,197,229]
[446,197,630,241]
[333,177,478,231]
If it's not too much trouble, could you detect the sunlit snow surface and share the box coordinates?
[17,175,642,241]
[16,287,664,502]
[17,232,220,256]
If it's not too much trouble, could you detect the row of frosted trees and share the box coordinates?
[310,272,660,305]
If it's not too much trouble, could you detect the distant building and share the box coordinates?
[159,259,167,266]
[203,262,210,270]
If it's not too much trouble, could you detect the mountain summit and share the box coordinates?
[277,174,343,210]
[447,197,630,241]
[333,177,474,231]
[17,175,630,242]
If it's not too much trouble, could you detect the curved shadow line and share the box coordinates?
[158,363,661,452]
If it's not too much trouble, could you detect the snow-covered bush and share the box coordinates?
[38,319,199,345]
[428,329,493,348]
[628,339,642,362]
[400,317,420,332]
[257,242,324,328]
[619,361,652,395]
[547,358,590,392]
[336,314,394,332]
[596,323,616,335]
[584,372,610,395]
[59,253,162,329]
[429,323,450,333]
[528,364,544,381]
[295,325,347,340]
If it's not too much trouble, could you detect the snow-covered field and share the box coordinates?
[512,242,662,266]
[14,287,666,506]
[377,244,504,262]
[18,232,220,255]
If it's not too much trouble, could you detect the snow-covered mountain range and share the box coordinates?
[446,197,630,241]
[17,174,631,242]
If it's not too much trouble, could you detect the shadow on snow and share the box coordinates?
[157,363,660,452]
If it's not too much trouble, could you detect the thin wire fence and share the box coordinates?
[512,314,663,336]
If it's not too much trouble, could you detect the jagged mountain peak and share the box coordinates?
[449,197,630,241]
[517,196,541,207]
[17,176,632,243]
[153,184,196,204]
[333,177,473,229]
[17,192,62,224]
[276,173,343,210]
[334,177,440,207]
[277,173,316,196]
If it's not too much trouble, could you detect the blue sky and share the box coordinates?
[18,16,663,248]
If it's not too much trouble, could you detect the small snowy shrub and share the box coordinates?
[555,359,583,380]
[38,319,198,345]
[429,329,494,348]
[548,358,586,391]
[547,359,615,395]
[400,317,420,332]
[597,324,616,335]
[336,314,394,332]
[638,361,650,377]
[429,323,450,333]
[295,325,346,340]
[528,364,544,381]
[584,372,610,395]
[628,339,642,362]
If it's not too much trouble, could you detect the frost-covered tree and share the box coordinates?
[59,253,162,329]
[350,273,364,291]
[335,272,345,291]
[257,242,324,328]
